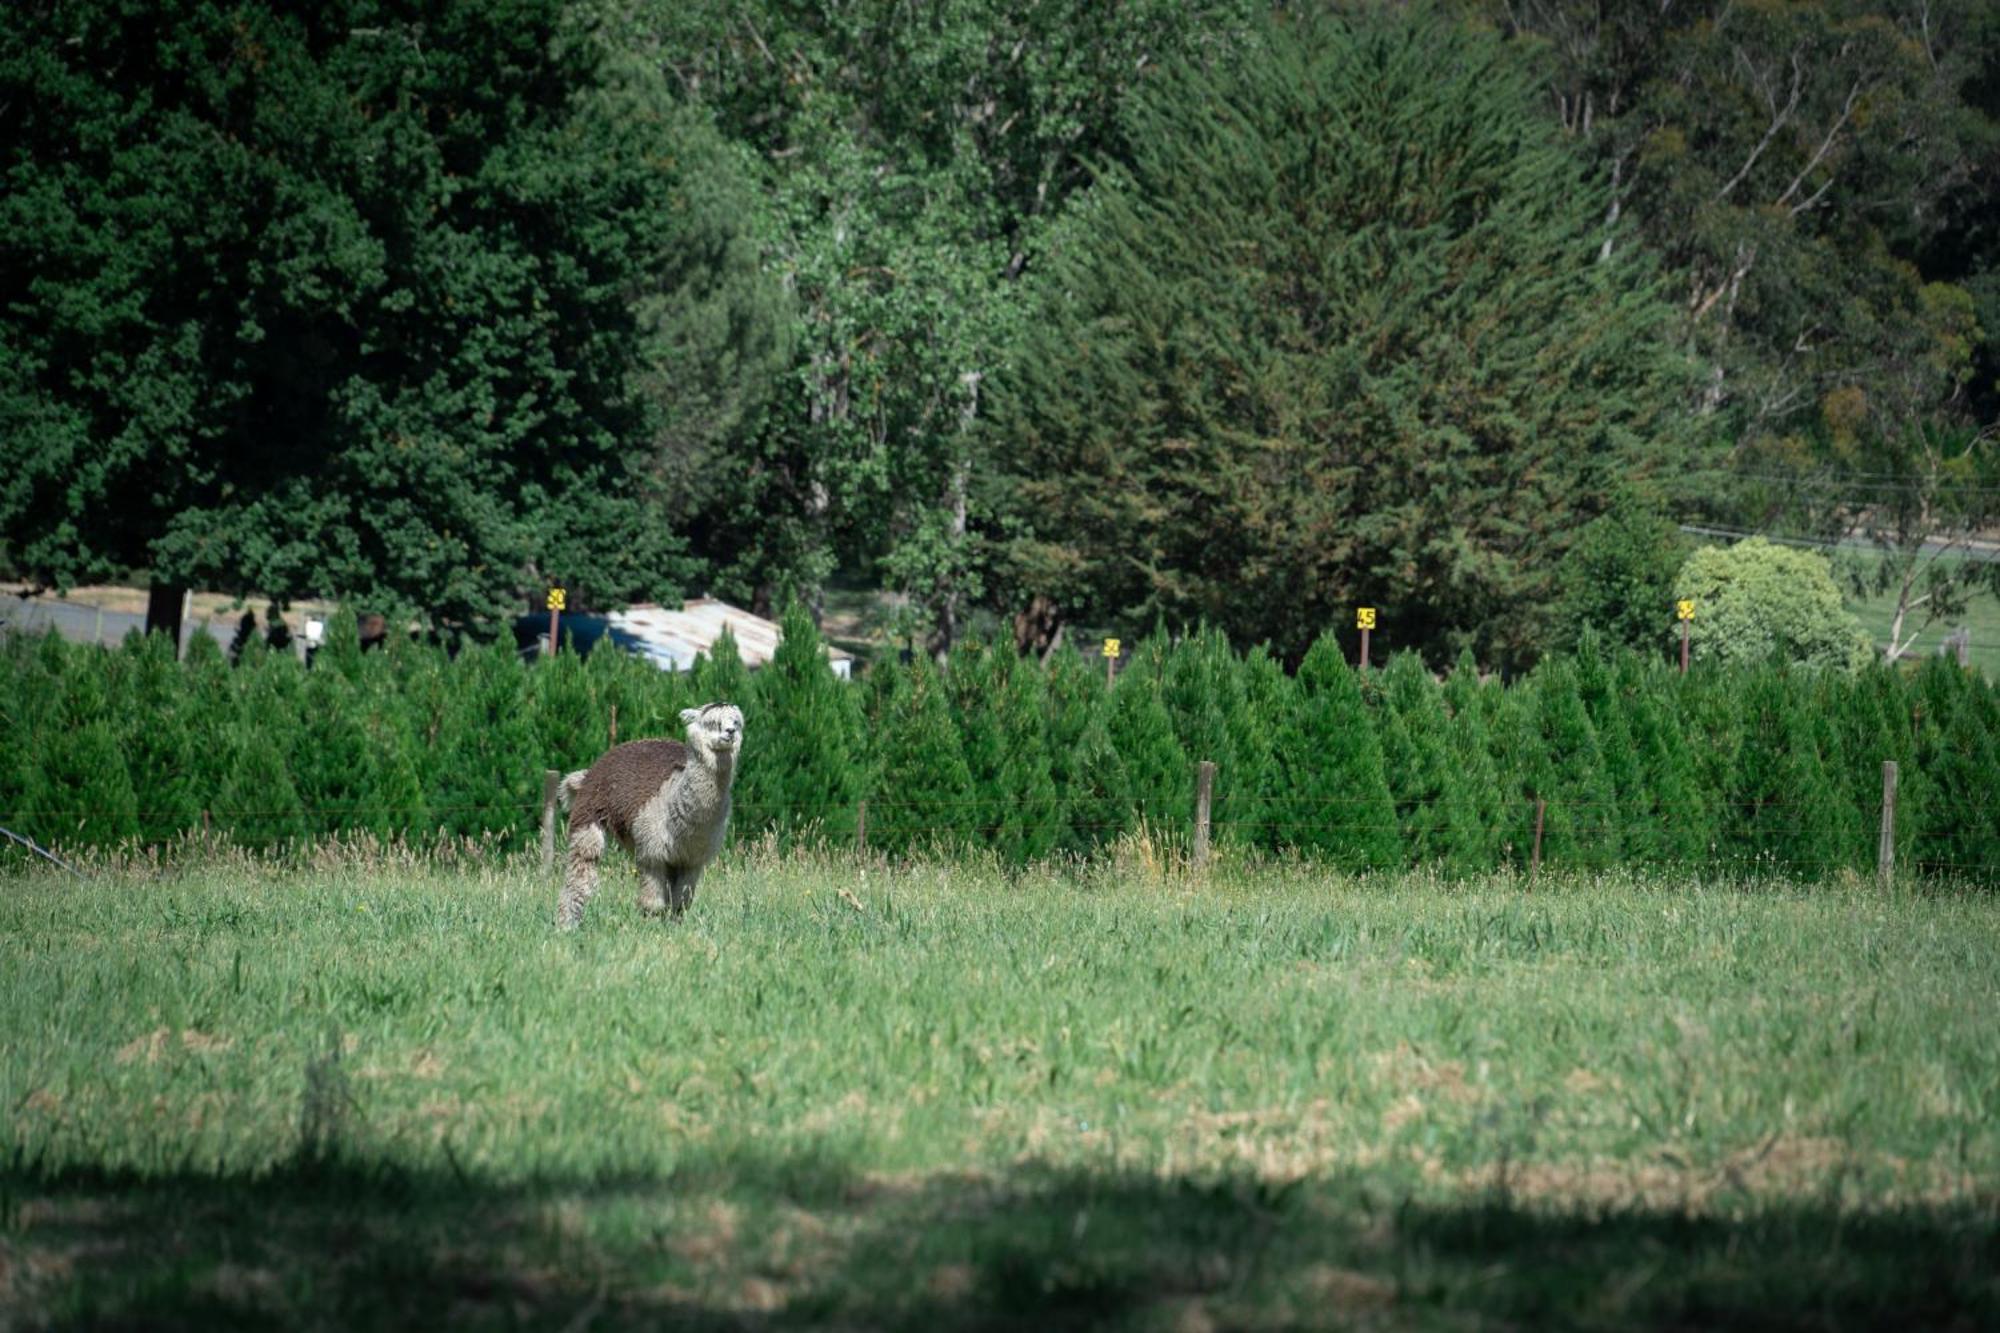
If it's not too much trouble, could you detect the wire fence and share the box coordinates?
[9,767,1987,883]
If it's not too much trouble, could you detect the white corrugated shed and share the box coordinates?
[607,598,853,678]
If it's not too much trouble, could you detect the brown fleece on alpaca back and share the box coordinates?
[567,739,688,842]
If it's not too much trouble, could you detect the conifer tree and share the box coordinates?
[531,643,607,778]
[429,642,539,841]
[1270,635,1399,868]
[1573,635,1651,860]
[1717,666,1854,878]
[1042,646,1114,853]
[1378,651,1482,869]
[117,630,202,841]
[987,647,1062,863]
[946,639,1009,853]
[690,628,750,708]
[740,604,863,846]
[865,653,974,857]
[1439,649,1510,872]
[1612,654,1711,866]
[1102,648,1192,848]
[988,6,1691,667]
[178,631,239,820]
[1512,658,1623,870]
[1161,626,1270,848]
[1061,713,1136,854]
[293,665,382,840]
[1910,658,1999,876]
[1237,645,1296,851]
[213,716,306,849]
[31,718,139,848]
[226,634,309,831]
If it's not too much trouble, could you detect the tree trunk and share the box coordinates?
[144,580,190,659]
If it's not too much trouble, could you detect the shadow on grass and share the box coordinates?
[3,1147,1995,1331]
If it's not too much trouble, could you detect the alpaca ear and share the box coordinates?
[679,708,701,726]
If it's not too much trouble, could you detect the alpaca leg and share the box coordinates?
[557,824,606,930]
[636,862,671,917]
[669,866,703,918]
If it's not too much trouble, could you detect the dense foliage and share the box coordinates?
[4,626,1995,885]
[3,1,1995,664]
[0,0,738,629]
[986,8,1692,667]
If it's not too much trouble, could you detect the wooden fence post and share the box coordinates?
[1878,760,1898,892]
[1529,798,1546,885]
[1193,760,1216,868]
[541,769,560,872]
[856,799,868,855]
[608,703,618,746]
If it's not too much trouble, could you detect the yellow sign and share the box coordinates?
[547,588,567,612]
[1102,637,1121,658]
[1676,599,1695,622]
[1356,607,1376,630]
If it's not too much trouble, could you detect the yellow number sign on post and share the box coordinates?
[1102,637,1120,686]
[546,587,566,656]
[1676,599,1694,674]
[1676,599,1694,622]
[1355,607,1376,630]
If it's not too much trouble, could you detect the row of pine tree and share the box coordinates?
[3,611,1996,881]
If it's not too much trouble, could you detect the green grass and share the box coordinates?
[3,849,1998,1330]
[1837,547,2000,677]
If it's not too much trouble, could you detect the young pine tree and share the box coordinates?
[32,718,139,848]
[1439,650,1510,872]
[1378,651,1483,870]
[986,648,1062,864]
[865,653,975,858]
[1612,653,1711,867]
[740,604,863,846]
[1103,648,1192,849]
[1511,658,1623,871]
[1042,645,1115,853]
[429,641,540,842]
[1237,645,1296,851]
[117,630,204,841]
[1270,634,1399,869]
[293,665,382,841]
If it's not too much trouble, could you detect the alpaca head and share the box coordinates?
[680,702,745,760]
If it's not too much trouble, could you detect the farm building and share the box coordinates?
[515,597,854,678]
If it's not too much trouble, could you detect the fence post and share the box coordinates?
[1529,798,1546,885]
[856,799,868,855]
[541,769,560,872]
[1193,760,1216,868]
[608,703,618,746]
[1878,760,1898,891]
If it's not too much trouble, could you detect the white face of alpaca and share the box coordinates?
[681,702,745,755]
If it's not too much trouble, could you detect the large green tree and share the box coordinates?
[0,0,758,632]
[1477,1,1997,429]
[618,0,1259,648]
[985,7,1691,668]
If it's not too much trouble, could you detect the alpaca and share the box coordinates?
[555,702,743,929]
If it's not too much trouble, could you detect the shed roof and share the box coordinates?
[607,598,854,675]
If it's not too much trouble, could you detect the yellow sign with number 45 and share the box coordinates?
[1676,599,1695,622]
[547,588,567,612]
[1356,607,1376,630]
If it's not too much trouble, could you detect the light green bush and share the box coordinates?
[1673,538,1873,671]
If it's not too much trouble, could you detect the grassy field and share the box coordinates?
[2,847,1997,1331]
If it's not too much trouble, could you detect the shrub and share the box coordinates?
[1672,537,1873,671]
